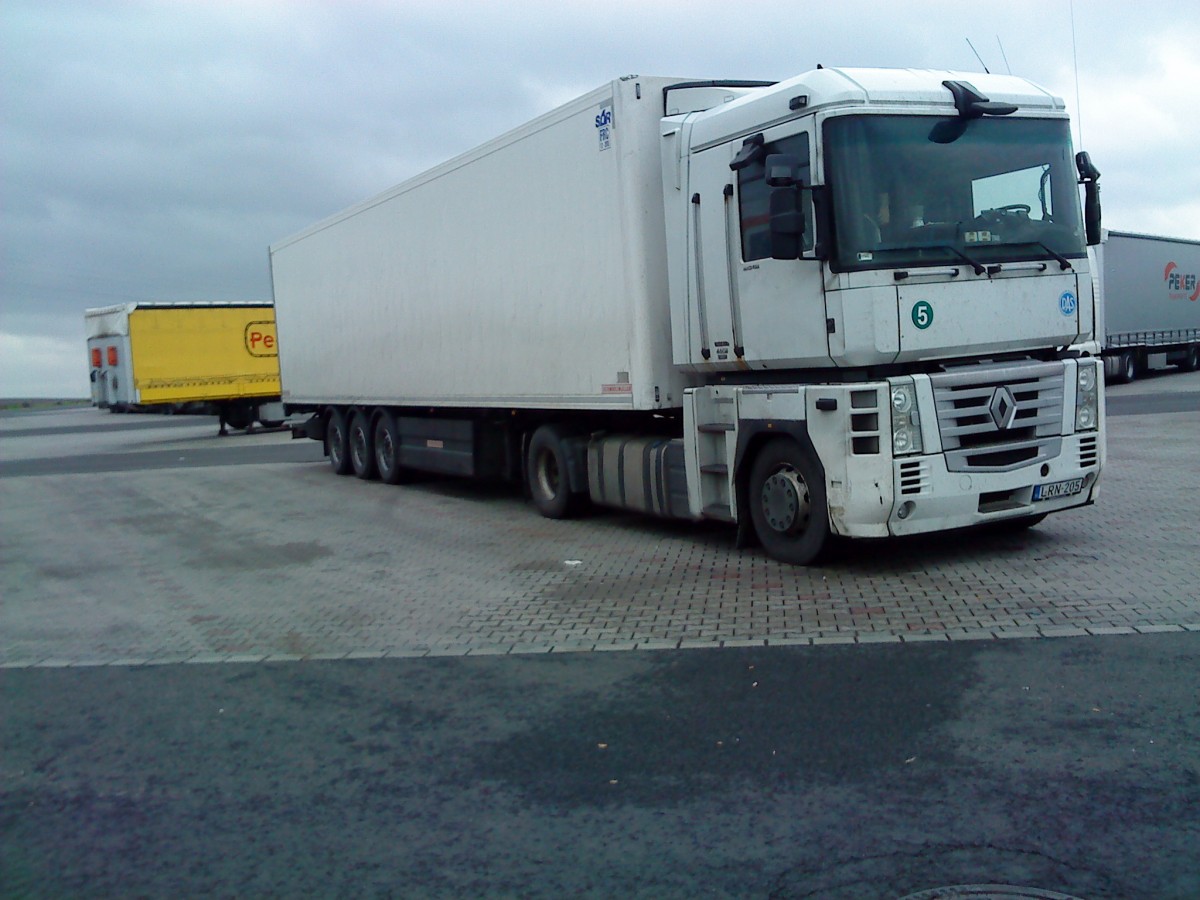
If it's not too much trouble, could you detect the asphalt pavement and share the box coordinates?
[3,633,1199,898]
[2,375,1199,898]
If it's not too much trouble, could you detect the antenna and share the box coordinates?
[965,38,990,74]
[996,36,1012,75]
[1070,0,1085,148]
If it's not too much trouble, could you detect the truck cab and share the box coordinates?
[660,68,1104,562]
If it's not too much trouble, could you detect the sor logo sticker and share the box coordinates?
[596,104,613,151]
[1059,291,1078,316]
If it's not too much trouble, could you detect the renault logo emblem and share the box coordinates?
[988,386,1017,430]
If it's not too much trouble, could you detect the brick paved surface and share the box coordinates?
[1,382,1197,668]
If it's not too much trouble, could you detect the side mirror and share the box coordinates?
[765,153,802,188]
[1076,151,1102,246]
[766,153,804,259]
[768,187,804,260]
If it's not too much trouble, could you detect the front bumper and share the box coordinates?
[883,431,1101,536]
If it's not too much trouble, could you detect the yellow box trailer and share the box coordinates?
[86,302,284,430]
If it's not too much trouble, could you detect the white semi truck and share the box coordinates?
[1092,230,1200,382]
[270,67,1105,565]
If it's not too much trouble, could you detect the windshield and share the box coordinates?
[824,114,1086,272]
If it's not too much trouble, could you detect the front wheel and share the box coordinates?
[747,438,830,566]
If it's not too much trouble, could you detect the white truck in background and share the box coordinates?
[270,67,1105,565]
[1093,230,1200,382]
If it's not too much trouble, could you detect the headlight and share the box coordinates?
[1075,361,1099,432]
[890,378,923,456]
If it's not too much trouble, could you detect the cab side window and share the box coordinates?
[737,133,812,261]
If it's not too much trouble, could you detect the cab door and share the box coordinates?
[686,143,741,366]
[728,128,831,370]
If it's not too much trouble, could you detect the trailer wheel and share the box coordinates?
[747,438,830,566]
[1118,352,1136,384]
[223,402,254,431]
[374,412,413,485]
[349,411,378,480]
[1181,345,1199,373]
[527,425,582,519]
[326,409,353,476]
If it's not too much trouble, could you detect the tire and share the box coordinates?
[746,437,831,566]
[326,409,353,476]
[349,410,378,480]
[1181,345,1199,373]
[1119,352,1136,384]
[223,403,254,431]
[373,412,412,485]
[259,418,285,429]
[527,425,584,519]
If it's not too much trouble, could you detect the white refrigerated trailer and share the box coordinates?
[271,67,1106,564]
[1093,229,1200,382]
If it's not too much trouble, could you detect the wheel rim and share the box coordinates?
[352,427,367,467]
[330,424,345,465]
[760,466,810,534]
[535,447,560,500]
[378,430,394,473]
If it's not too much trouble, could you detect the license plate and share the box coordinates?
[1033,477,1085,501]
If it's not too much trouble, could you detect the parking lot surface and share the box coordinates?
[2,373,1198,668]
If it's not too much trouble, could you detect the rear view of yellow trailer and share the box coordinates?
[85,302,285,430]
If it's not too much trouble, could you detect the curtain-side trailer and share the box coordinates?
[1093,229,1200,383]
[85,302,286,431]
[271,68,1106,565]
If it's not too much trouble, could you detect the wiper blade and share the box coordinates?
[918,244,986,275]
[1001,240,1073,271]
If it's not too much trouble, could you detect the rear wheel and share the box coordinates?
[326,409,353,475]
[1119,352,1136,384]
[223,402,254,431]
[527,425,584,519]
[747,438,830,566]
[1181,345,1199,372]
[373,412,413,485]
[349,411,378,480]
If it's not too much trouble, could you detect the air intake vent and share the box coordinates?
[899,459,930,496]
[851,389,880,455]
[1079,434,1099,469]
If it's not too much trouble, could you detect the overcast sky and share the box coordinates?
[4,0,1199,397]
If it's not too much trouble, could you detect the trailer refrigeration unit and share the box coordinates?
[271,67,1106,565]
[85,302,286,430]
[1092,230,1200,383]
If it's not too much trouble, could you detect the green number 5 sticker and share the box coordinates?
[912,300,934,330]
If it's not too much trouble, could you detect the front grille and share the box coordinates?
[931,362,1065,473]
